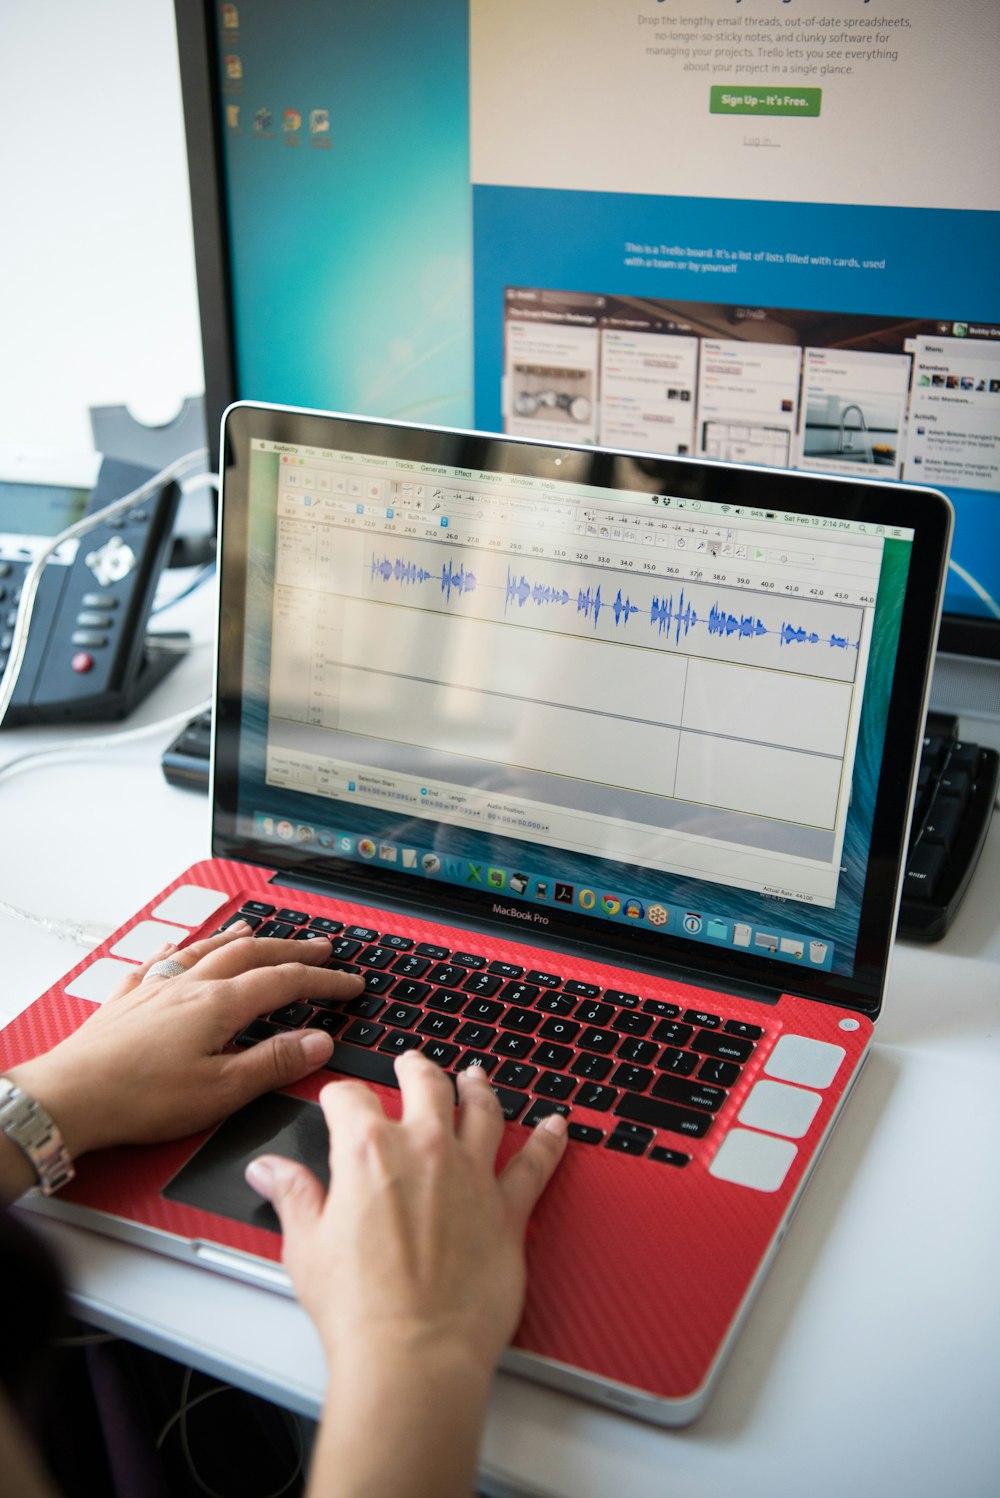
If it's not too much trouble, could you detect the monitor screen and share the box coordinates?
[176,0,999,661]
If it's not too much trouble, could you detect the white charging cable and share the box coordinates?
[0,447,212,728]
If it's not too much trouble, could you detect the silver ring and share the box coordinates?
[142,957,188,983]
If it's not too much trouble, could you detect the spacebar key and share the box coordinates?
[614,1093,712,1138]
[323,1044,400,1088]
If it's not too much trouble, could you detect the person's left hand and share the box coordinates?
[5,923,364,1164]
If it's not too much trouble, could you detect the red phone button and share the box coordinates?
[71,651,94,673]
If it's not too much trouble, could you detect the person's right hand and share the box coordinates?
[246,1050,567,1379]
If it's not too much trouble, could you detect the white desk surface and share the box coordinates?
[2,599,998,1498]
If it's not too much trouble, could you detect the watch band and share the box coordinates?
[0,1078,75,1195]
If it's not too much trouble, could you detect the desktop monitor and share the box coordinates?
[174,0,1000,719]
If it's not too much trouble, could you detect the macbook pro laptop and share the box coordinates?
[3,402,952,1424]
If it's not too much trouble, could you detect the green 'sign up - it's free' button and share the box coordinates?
[710,86,821,117]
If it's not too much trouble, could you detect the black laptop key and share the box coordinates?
[615,1093,712,1138]
[274,908,310,926]
[651,1076,726,1112]
[575,1000,614,1027]
[392,954,431,978]
[578,1027,617,1054]
[359,946,397,970]
[923,796,964,850]
[657,1046,699,1076]
[501,1006,541,1034]
[453,1051,499,1075]
[611,1064,653,1093]
[342,1020,386,1047]
[723,1020,763,1040]
[603,989,640,1008]
[571,1052,613,1081]
[306,1011,348,1037]
[455,1022,499,1049]
[256,920,295,940]
[643,999,680,1018]
[344,926,380,942]
[649,1146,691,1167]
[563,980,601,998]
[464,998,503,1023]
[539,1017,580,1045]
[462,972,504,997]
[451,951,487,968]
[421,1040,459,1068]
[378,933,414,950]
[616,1037,657,1066]
[491,1032,535,1060]
[525,969,561,988]
[698,1058,741,1088]
[490,1087,531,1121]
[240,900,275,918]
[428,963,466,987]
[234,1019,281,1046]
[692,1031,754,1063]
[652,1019,693,1047]
[361,971,396,995]
[568,1123,604,1145]
[329,937,363,960]
[522,1100,570,1127]
[324,1044,404,1088]
[345,994,386,1019]
[382,1002,421,1029]
[574,1083,619,1112]
[502,981,540,1006]
[684,1009,721,1029]
[531,1042,573,1070]
[604,1132,652,1156]
[220,912,263,931]
[377,1030,423,1056]
[534,1071,576,1101]
[416,1012,459,1038]
[534,991,575,1016]
[488,960,524,979]
[269,1002,312,1028]
[291,928,323,940]
[391,979,430,1004]
[415,943,450,959]
[493,1061,538,1091]
[612,1011,653,1037]
[425,988,467,1014]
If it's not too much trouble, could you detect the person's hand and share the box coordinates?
[6,923,364,1164]
[246,1050,568,1377]
[247,1052,568,1497]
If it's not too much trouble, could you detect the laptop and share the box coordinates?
[2,402,951,1425]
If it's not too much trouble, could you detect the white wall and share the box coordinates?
[0,0,204,455]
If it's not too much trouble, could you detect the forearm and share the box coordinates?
[308,1336,494,1498]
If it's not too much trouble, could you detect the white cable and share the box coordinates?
[0,895,112,949]
[947,557,1000,620]
[0,695,213,782]
[0,447,210,728]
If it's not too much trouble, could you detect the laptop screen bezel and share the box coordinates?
[212,401,952,1019]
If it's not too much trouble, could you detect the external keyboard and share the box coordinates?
[222,901,767,1165]
[898,716,999,942]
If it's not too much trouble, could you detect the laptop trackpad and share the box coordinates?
[162,1093,329,1234]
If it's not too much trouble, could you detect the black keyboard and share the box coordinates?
[898,718,999,942]
[221,902,768,1165]
[161,708,213,791]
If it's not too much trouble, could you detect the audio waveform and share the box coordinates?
[505,568,857,650]
[370,554,477,602]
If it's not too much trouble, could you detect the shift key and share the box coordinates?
[614,1093,711,1138]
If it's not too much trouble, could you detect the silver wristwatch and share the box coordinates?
[0,1078,75,1195]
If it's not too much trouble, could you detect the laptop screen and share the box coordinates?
[215,405,950,1014]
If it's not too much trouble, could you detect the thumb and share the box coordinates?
[227,1027,334,1107]
[245,1153,326,1240]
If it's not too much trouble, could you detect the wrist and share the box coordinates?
[0,1075,76,1200]
[4,1057,97,1162]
